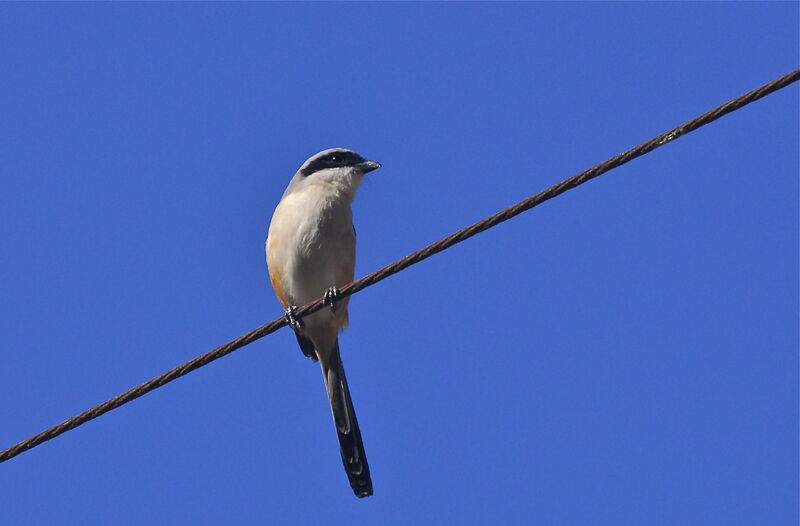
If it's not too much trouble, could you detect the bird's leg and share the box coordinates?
[284,306,304,330]
[323,286,341,313]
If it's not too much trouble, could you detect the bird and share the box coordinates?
[265,148,381,498]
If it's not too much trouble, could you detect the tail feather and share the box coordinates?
[323,341,373,498]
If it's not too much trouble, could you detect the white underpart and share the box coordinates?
[266,166,363,360]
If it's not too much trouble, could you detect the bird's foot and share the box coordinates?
[323,286,341,312]
[284,306,304,330]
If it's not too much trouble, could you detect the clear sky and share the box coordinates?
[1,3,797,525]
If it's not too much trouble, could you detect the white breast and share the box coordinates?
[267,182,356,308]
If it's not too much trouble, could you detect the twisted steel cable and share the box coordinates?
[1,68,797,464]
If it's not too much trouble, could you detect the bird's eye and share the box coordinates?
[330,156,338,162]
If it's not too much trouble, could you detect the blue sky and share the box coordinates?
[1,3,797,525]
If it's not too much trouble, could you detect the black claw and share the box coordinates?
[323,286,340,312]
[284,306,303,330]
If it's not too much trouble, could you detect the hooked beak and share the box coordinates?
[356,160,381,174]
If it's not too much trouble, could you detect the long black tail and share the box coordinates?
[323,341,373,498]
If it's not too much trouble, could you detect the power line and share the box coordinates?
[1,68,797,464]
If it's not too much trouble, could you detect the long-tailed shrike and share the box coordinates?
[266,148,380,498]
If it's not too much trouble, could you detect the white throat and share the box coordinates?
[308,167,363,206]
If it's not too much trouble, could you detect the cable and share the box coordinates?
[1,68,797,464]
